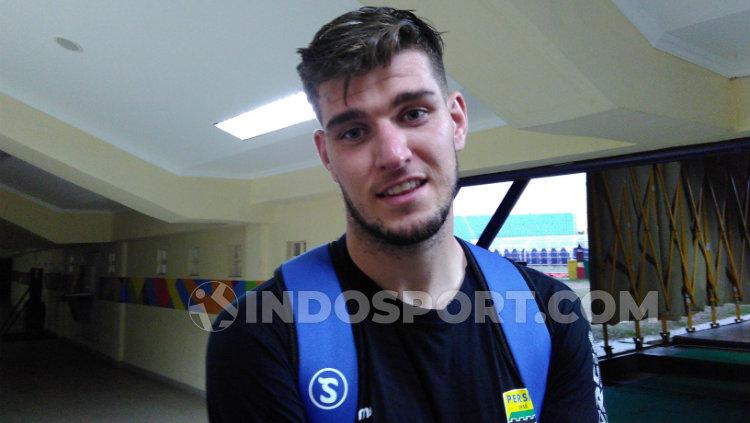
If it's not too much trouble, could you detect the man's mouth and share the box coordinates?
[377,179,426,197]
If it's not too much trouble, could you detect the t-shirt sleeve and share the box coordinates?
[519,266,608,423]
[206,280,306,423]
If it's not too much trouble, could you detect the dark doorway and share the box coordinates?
[0,258,11,301]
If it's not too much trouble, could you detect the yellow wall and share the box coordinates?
[52,299,126,361]
[0,93,255,224]
[264,191,346,274]
[243,222,272,280]
[371,0,732,141]
[507,0,732,129]
[111,210,224,242]
[458,126,632,177]
[9,221,261,390]
[733,76,750,134]
[0,188,113,244]
[11,247,65,273]
[122,304,209,390]
[8,188,351,389]
[124,225,247,279]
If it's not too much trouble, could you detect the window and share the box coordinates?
[454,139,750,356]
[229,244,242,277]
[156,249,167,276]
[66,255,76,274]
[287,241,307,259]
[188,247,200,276]
[107,252,116,275]
[453,174,587,278]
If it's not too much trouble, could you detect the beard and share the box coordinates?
[341,161,459,247]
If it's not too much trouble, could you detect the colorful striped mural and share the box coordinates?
[98,277,262,310]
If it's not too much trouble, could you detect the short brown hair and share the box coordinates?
[297,7,447,120]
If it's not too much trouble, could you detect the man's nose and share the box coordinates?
[374,123,412,170]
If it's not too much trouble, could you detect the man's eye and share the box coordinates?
[340,127,365,140]
[403,108,428,122]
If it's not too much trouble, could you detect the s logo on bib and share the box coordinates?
[308,368,348,410]
[502,388,537,422]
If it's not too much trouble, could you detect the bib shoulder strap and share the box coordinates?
[280,244,358,423]
[282,241,551,422]
[463,240,551,418]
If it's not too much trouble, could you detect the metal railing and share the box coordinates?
[0,287,30,335]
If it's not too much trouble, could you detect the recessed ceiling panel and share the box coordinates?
[613,0,750,77]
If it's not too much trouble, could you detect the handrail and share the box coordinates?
[0,287,30,335]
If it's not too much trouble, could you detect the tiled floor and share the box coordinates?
[0,337,207,423]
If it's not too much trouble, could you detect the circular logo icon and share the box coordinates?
[308,368,348,410]
[188,281,238,332]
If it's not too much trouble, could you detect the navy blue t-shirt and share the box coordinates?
[207,238,607,422]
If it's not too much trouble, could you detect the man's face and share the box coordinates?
[313,50,468,246]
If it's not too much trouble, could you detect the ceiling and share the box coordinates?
[613,0,750,78]
[0,0,503,182]
[0,0,747,222]
[0,150,124,212]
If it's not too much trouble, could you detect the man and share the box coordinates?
[207,7,606,423]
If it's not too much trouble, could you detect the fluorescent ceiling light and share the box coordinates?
[215,92,316,140]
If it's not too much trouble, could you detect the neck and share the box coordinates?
[345,215,466,309]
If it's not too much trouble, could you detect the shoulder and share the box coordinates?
[510,261,589,339]
[206,276,307,422]
[206,275,293,368]
[512,263,577,306]
[513,265,605,422]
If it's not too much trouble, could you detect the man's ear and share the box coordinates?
[314,130,338,183]
[447,92,468,152]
